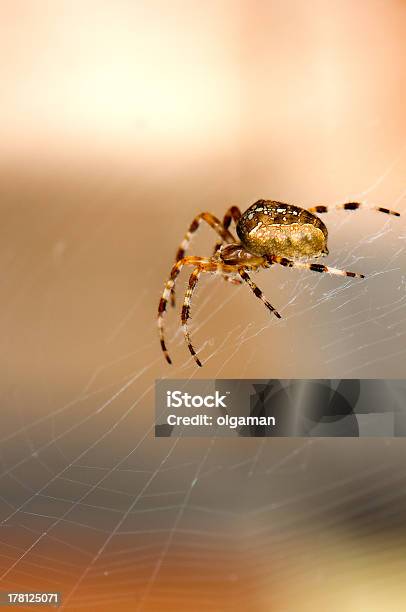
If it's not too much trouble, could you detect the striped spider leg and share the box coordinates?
[180,259,281,367]
[166,212,236,307]
[212,206,244,286]
[158,254,280,367]
[158,256,211,364]
[212,206,242,254]
[308,202,400,216]
[158,256,239,365]
[238,270,281,319]
[268,255,365,278]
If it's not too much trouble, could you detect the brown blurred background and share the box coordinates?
[0,1,405,610]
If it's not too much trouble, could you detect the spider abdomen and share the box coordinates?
[236,199,329,259]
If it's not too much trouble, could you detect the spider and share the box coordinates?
[158,199,400,366]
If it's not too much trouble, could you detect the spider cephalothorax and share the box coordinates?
[158,199,400,366]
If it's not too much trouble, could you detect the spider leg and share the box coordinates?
[239,269,281,319]
[159,257,239,364]
[175,213,235,263]
[181,267,203,367]
[158,256,212,364]
[269,255,365,279]
[170,212,236,306]
[223,206,243,230]
[212,206,242,255]
[308,202,400,216]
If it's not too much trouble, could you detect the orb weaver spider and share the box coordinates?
[158,199,400,366]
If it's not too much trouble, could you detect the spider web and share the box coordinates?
[0,150,404,612]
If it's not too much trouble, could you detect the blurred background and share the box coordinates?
[0,0,405,610]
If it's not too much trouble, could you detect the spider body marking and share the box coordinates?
[158,199,400,366]
[236,200,329,259]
